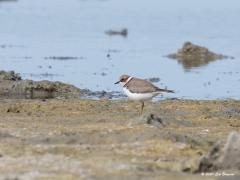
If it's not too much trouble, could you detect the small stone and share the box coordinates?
[139,113,166,128]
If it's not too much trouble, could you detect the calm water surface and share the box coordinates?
[0,0,240,99]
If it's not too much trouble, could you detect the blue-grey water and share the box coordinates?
[0,0,240,99]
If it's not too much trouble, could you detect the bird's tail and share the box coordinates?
[157,88,174,93]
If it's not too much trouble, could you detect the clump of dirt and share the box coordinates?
[167,42,233,70]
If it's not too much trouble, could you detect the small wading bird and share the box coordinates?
[115,75,174,114]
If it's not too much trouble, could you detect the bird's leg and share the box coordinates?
[140,101,144,115]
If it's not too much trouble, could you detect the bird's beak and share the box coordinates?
[115,81,120,84]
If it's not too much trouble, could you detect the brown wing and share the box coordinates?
[125,78,159,93]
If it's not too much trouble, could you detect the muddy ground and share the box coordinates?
[0,99,240,179]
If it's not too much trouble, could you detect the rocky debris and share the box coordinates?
[197,132,240,172]
[139,113,166,128]
[0,70,21,81]
[135,110,193,127]
[137,113,208,146]
[0,70,81,99]
[167,42,233,70]
[105,28,128,37]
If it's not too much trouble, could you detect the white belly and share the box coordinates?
[123,87,159,101]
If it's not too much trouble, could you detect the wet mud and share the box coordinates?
[0,99,239,179]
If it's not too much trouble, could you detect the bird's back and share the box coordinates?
[124,77,159,93]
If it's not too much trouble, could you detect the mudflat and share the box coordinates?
[0,99,239,179]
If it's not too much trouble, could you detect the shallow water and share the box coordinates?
[0,0,240,99]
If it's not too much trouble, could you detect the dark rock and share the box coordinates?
[105,28,128,37]
[197,132,240,172]
[139,113,166,128]
[167,42,233,70]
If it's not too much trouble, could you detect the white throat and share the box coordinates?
[120,77,133,87]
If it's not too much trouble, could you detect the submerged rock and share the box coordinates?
[0,70,81,99]
[197,132,240,172]
[167,42,232,70]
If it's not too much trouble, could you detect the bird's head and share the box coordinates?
[115,75,131,86]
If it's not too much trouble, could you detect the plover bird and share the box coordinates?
[115,75,174,114]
